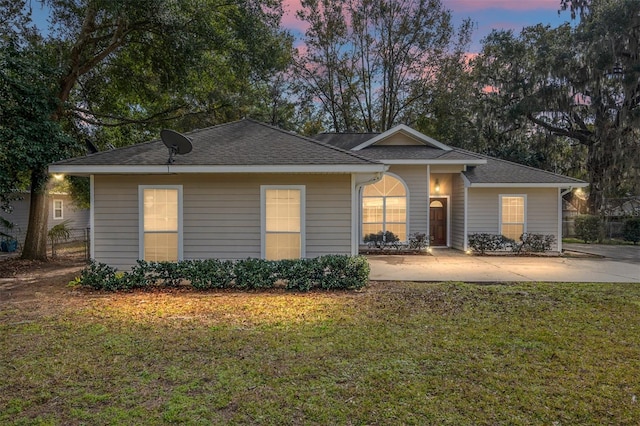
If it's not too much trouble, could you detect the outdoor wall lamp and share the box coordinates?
[434,178,440,194]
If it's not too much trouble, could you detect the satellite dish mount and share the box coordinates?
[160,129,193,164]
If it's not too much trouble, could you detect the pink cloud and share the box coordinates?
[445,0,560,12]
[282,0,309,33]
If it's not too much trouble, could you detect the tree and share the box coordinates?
[0,39,81,258]
[1,0,292,260]
[473,0,640,212]
[294,0,471,132]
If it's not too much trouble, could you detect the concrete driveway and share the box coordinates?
[368,247,640,283]
[563,243,640,263]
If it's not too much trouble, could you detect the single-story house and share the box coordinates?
[49,119,586,269]
[1,192,90,246]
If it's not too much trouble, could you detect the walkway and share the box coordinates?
[368,247,640,283]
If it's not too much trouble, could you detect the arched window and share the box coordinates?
[362,174,407,241]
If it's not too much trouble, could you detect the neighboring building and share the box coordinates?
[49,119,586,269]
[2,192,90,245]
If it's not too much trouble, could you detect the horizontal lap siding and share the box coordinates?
[388,165,428,236]
[451,174,465,250]
[468,187,559,250]
[93,174,352,269]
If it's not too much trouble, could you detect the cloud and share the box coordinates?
[445,0,560,12]
[282,0,309,33]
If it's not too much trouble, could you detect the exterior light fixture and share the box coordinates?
[52,173,65,181]
[434,178,440,194]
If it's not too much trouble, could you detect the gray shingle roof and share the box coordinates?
[463,156,586,185]
[314,133,379,150]
[53,119,379,167]
[317,133,585,185]
[357,146,484,161]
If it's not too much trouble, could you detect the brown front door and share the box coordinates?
[429,198,447,246]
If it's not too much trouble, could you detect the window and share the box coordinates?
[139,186,182,262]
[53,200,63,220]
[362,174,407,241]
[262,186,305,260]
[500,195,526,240]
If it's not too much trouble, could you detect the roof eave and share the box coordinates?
[48,164,387,175]
[379,159,487,165]
[465,182,589,188]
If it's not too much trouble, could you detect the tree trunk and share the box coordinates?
[21,169,49,261]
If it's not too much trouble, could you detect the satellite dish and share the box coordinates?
[160,129,193,164]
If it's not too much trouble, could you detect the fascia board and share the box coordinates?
[466,182,589,188]
[380,159,487,165]
[48,164,387,175]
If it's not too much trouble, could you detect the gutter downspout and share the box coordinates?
[351,171,386,255]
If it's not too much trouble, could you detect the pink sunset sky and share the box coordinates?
[281,0,573,53]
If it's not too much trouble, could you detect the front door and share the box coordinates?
[429,198,447,246]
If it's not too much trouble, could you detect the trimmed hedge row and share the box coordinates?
[468,233,556,254]
[77,255,370,292]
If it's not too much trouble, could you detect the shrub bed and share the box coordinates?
[468,233,556,254]
[77,255,370,292]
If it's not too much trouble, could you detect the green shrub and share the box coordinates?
[318,255,369,290]
[276,258,322,292]
[233,258,276,290]
[467,233,511,254]
[364,231,399,244]
[623,217,640,245]
[408,232,428,250]
[79,260,124,291]
[518,233,556,253]
[182,259,234,289]
[78,256,369,292]
[574,215,601,243]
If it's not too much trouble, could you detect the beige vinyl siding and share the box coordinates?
[467,187,560,250]
[374,133,423,146]
[4,194,89,244]
[93,174,352,269]
[450,174,465,250]
[386,165,428,237]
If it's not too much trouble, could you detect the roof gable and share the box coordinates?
[352,124,453,151]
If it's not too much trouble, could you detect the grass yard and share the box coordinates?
[1,261,639,424]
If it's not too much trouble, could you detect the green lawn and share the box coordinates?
[1,281,639,424]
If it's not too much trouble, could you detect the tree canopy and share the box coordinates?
[1,0,293,259]
[293,0,472,132]
[471,0,640,211]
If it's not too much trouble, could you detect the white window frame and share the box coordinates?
[138,185,183,261]
[53,199,64,220]
[499,194,527,239]
[260,185,306,259]
[361,173,409,242]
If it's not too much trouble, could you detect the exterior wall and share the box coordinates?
[375,133,423,146]
[93,173,352,269]
[467,187,560,251]
[386,165,428,236]
[3,194,89,243]
[450,174,465,250]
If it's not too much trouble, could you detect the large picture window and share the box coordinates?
[140,186,182,262]
[500,195,526,240]
[362,174,407,241]
[262,186,305,260]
